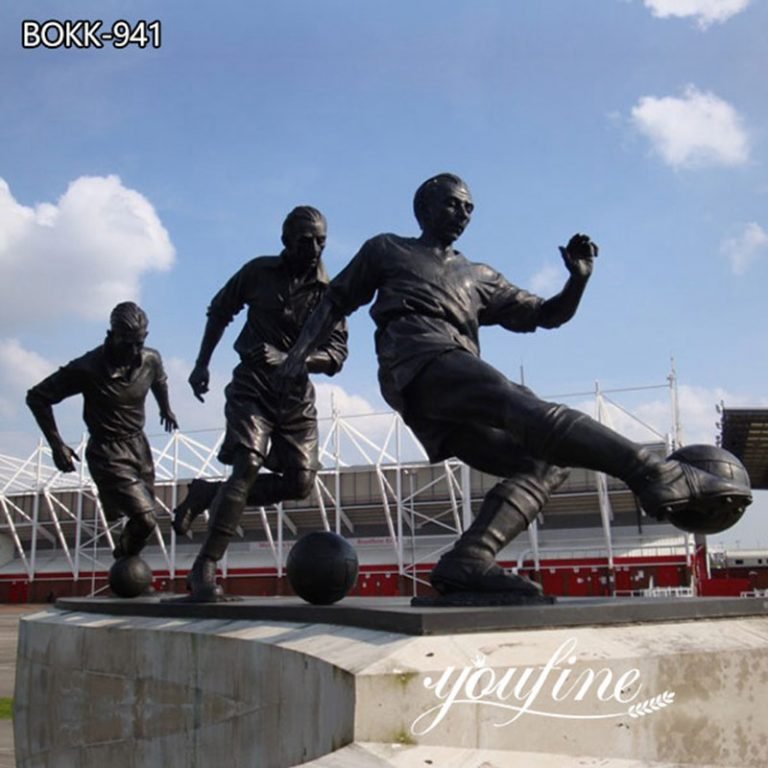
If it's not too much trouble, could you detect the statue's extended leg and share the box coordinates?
[173,470,315,537]
[187,461,315,602]
[187,486,248,603]
[172,479,221,536]
[534,406,751,519]
[410,352,751,522]
[187,457,257,602]
[430,464,568,595]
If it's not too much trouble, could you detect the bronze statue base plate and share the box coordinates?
[55,594,768,636]
[411,592,556,607]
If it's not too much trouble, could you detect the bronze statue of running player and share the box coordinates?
[182,206,348,601]
[26,302,178,581]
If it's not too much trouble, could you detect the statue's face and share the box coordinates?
[108,329,147,366]
[421,181,474,246]
[284,219,327,273]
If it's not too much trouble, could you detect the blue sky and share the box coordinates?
[1,0,766,548]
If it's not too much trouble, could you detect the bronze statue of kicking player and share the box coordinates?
[278,173,751,601]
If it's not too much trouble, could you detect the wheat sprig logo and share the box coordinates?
[628,691,676,718]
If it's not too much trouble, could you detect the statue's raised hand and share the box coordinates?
[559,233,598,280]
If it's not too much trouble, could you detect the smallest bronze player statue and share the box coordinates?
[26,303,178,590]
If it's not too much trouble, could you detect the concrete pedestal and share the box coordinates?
[13,596,768,767]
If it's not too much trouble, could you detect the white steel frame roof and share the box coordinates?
[0,375,687,593]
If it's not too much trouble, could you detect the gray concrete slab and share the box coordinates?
[0,606,48,768]
[16,607,768,767]
[56,593,768,635]
[0,722,13,768]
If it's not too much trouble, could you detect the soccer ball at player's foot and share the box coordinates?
[664,444,752,535]
[287,531,359,605]
[109,555,153,598]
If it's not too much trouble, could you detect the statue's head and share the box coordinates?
[413,173,474,246]
[106,302,148,366]
[281,206,327,273]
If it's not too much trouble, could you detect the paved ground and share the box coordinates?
[0,605,49,768]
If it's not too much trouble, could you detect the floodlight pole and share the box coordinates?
[668,358,682,450]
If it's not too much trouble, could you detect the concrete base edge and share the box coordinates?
[301,742,728,767]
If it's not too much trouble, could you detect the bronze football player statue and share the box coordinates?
[278,174,752,601]
[27,302,178,586]
[181,206,348,601]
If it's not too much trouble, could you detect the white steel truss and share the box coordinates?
[0,374,686,592]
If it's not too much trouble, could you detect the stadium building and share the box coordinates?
[1,375,765,602]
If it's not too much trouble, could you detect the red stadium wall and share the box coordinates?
[1,553,763,603]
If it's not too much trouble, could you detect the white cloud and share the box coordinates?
[643,0,751,29]
[314,382,379,419]
[720,222,768,275]
[675,384,757,445]
[630,86,749,169]
[0,176,175,330]
[0,339,54,396]
[314,382,421,463]
[573,395,671,445]
[0,338,56,419]
[0,431,40,459]
[574,384,768,448]
[528,264,562,296]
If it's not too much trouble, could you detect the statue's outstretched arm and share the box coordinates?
[538,233,597,329]
[26,385,79,472]
[188,314,228,403]
[151,372,179,432]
